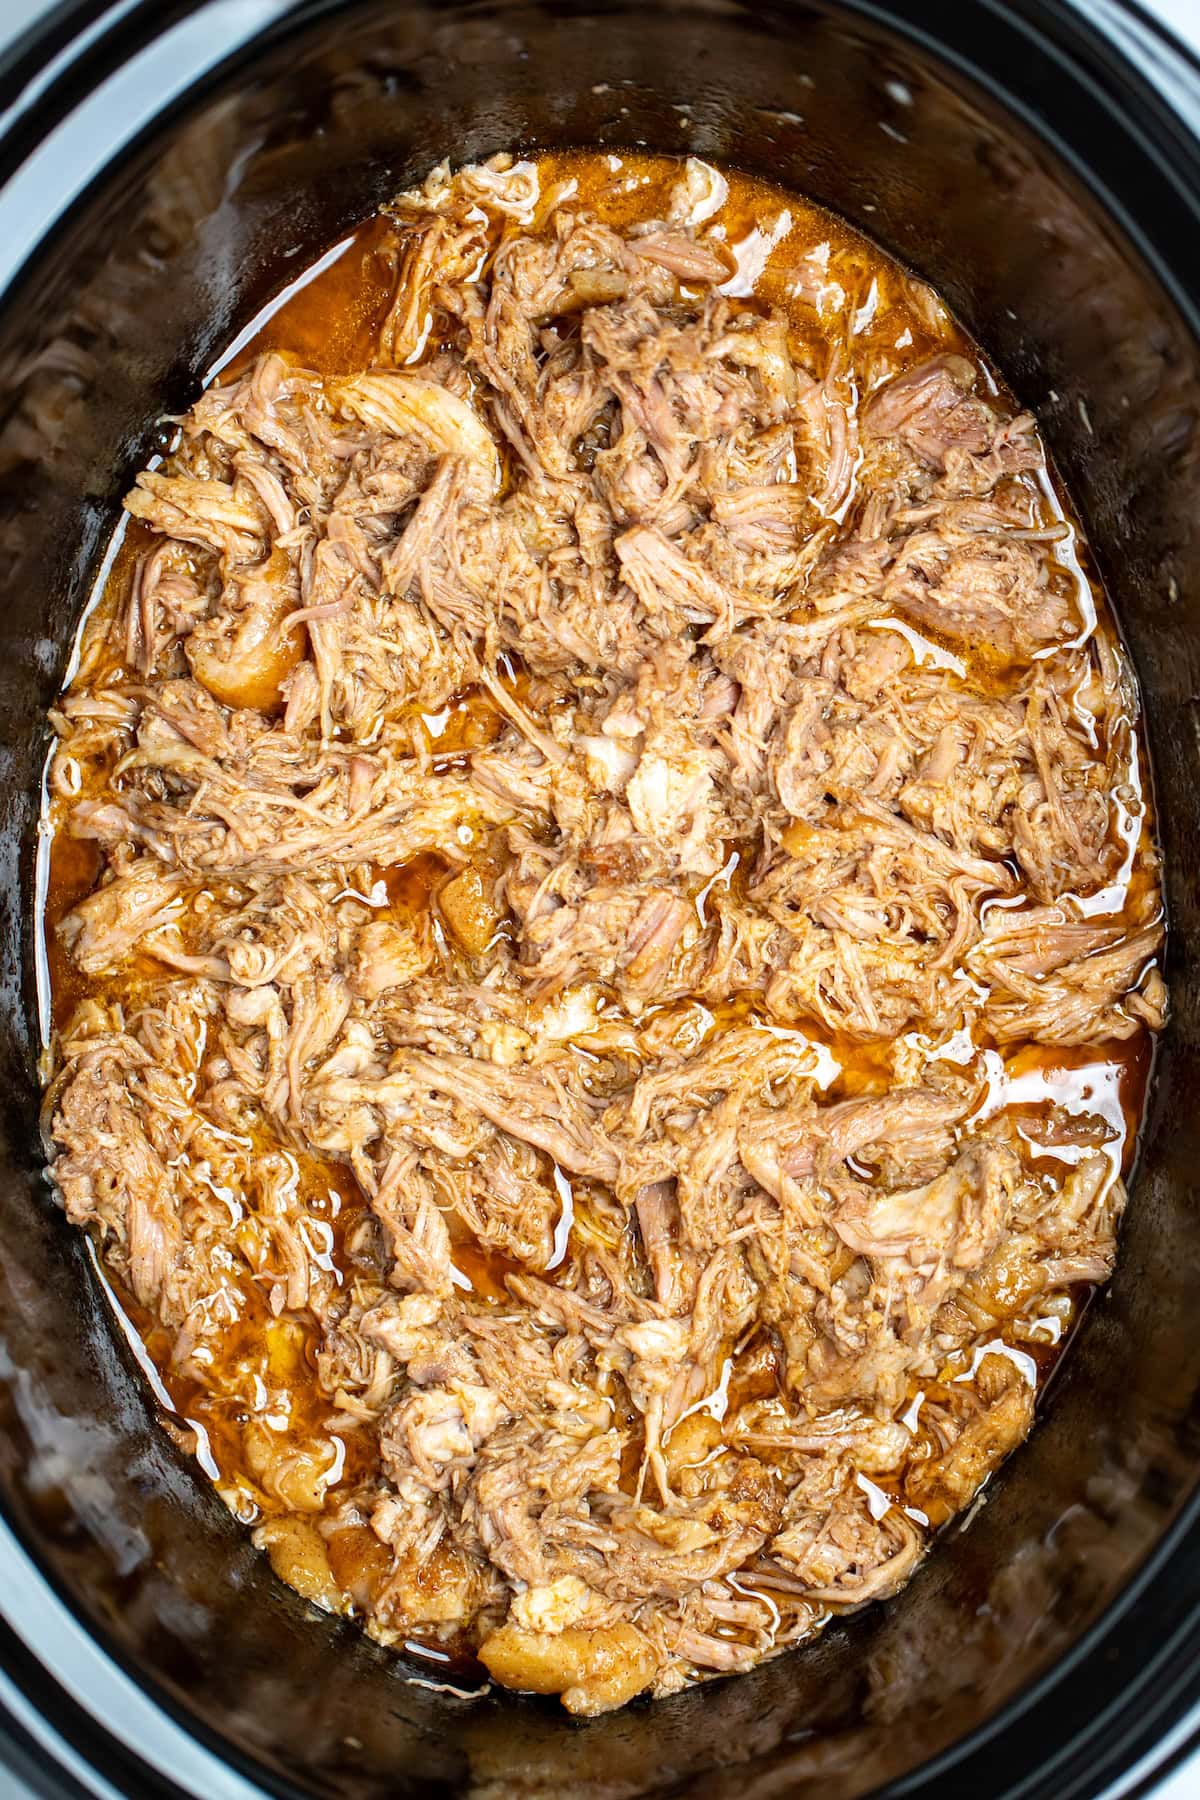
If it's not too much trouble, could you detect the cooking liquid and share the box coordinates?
[38,151,1162,1659]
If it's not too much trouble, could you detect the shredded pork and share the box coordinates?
[42,152,1164,1714]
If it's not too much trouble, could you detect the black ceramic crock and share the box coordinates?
[1,2,1200,1795]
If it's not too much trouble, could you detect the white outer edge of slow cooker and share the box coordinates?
[0,0,294,298]
[0,0,145,143]
[0,1523,265,1798]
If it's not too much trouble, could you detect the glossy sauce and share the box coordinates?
[39,151,1162,1632]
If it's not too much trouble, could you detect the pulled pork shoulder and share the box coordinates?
[43,153,1164,1714]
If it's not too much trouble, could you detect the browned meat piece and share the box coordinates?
[123,542,210,676]
[832,1138,1019,1274]
[437,865,502,955]
[348,920,432,1001]
[427,1137,563,1269]
[863,354,1005,471]
[615,525,735,632]
[634,1180,689,1310]
[767,1483,924,1605]
[58,862,186,976]
[125,470,266,560]
[981,922,1165,1044]
[884,526,1073,661]
[186,551,306,711]
[739,1086,968,1198]
[632,231,732,283]
[368,1152,459,1297]
[624,892,694,995]
[395,1050,620,1183]
[330,371,501,486]
[905,1354,1035,1525]
[53,1042,183,1309]
[478,1619,660,1717]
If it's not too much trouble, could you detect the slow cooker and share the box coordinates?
[1,1,1200,1795]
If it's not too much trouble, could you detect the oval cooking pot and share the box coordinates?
[0,2,1199,1796]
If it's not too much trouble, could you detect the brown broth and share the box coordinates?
[446,1229,529,1304]
[377,849,448,915]
[44,833,102,1036]
[220,214,403,383]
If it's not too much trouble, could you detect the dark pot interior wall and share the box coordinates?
[0,3,1197,1797]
